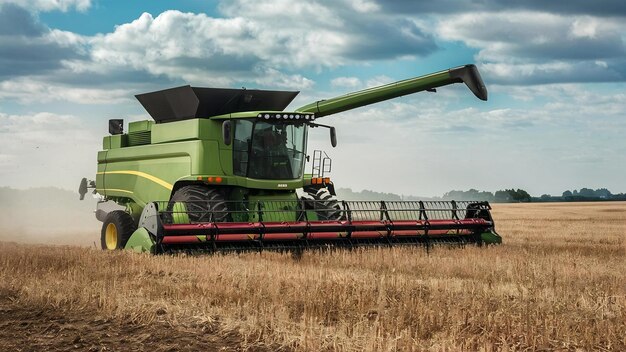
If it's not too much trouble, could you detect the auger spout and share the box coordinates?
[296,64,487,118]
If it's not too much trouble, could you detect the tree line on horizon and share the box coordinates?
[1,186,623,204]
[537,188,626,202]
[337,187,626,203]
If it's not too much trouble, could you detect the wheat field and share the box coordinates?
[0,202,624,351]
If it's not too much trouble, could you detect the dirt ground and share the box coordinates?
[0,287,266,352]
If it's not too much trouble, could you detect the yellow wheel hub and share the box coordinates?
[105,223,118,250]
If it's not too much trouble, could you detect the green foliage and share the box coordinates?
[440,188,533,202]
[336,188,403,201]
[578,188,596,197]
[494,190,511,202]
[442,189,494,201]
[505,188,532,202]
[563,188,614,199]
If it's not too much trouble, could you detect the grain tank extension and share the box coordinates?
[80,64,501,253]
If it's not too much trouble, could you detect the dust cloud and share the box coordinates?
[0,187,101,247]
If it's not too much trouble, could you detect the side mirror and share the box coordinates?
[79,178,88,200]
[330,126,337,148]
[309,122,337,147]
[222,120,232,145]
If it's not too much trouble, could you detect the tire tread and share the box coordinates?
[100,210,136,250]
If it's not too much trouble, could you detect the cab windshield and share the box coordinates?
[233,120,307,180]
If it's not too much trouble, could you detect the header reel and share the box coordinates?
[124,199,501,254]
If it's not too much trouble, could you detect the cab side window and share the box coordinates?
[233,120,253,176]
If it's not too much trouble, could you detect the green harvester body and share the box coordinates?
[85,64,500,253]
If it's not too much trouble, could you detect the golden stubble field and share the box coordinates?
[0,202,624,351]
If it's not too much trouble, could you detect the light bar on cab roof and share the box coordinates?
[257,112,315,121]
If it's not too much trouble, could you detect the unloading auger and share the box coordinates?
[80,64,501,254]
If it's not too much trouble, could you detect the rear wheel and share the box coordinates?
[101,211,136,250]
[303,187,344,220]
[169,185,229,223]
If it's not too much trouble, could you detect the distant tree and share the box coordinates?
[595,188,612,198]
[336,188,402,201]
[494,190,511,202]
[478,190,495,201]
[442,189,493,201]
[442,190,462,200]
[540,194,551,200]
[573,189,579,195]
[562,190,573,197]
[505,188,531,202]
[578,188,596,197]
[505,189,517,201]
[515,189,532,202]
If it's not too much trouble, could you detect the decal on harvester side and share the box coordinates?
[97,170,173,190]
[99,188,134,194]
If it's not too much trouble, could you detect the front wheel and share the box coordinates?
[168,185,229,223]
[101,211,136,250]
[303,187,344,221]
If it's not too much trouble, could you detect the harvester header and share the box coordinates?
[80,63,501,254]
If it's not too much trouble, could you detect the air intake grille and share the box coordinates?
[127,131,151,146]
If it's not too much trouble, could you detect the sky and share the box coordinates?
[0,0,625,197]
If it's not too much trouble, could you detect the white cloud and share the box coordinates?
[345,0,380,13]
[331,76,362,88]
[1,2,436,104]
[493,83,626,124]
[47,28,88,49]
[253,68,315,89]
[595,60,608,68]
[435,11,626,84]
[60,4,435,86]
[437,11,625,61]
[0,0,91,12]
[219,0,343,25]
[366,75,393,87]
[479,58,625,86]
[480,61,570,80]
[80,11,334,85]
[570,17,599,39]
[0,78,132,104]
[0,111,83,141]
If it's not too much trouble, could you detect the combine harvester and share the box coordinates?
[80,64,501,254]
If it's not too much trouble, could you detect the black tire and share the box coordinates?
[101,211,136,250]
[169,185,229,223]
[303,188,344,221]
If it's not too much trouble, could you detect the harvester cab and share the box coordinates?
[82,64,501,254]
